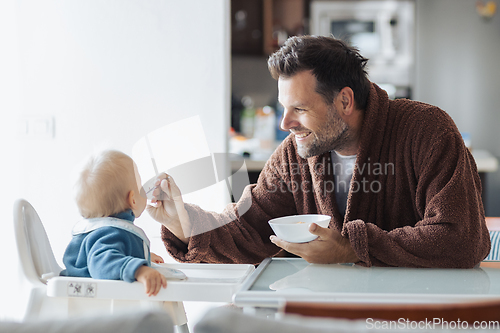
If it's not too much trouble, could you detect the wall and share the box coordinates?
[0,0,22,318]
[0,0,230,320]
[414,0,500,215]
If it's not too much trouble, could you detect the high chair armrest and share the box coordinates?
[47,263,254,303]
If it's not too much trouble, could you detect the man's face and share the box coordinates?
[278,70,351,158]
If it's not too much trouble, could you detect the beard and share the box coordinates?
[296,105,350,159]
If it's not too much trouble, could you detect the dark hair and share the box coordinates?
[268,35,371,110]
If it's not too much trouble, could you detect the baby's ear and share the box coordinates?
[127,190,137,209]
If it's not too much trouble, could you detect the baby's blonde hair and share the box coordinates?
[75,150,136,218]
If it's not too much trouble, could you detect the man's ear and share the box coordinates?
[127,190,137,209]
[335,87,355,115]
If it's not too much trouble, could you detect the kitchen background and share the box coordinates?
[230,0,500,215]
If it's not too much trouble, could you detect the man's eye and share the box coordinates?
[295,108,306,112]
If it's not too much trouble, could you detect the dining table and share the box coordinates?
[233,257,500,310]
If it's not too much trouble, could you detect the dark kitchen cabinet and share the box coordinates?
[231,0,309,56]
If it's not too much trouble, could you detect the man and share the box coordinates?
[148,36,490,268]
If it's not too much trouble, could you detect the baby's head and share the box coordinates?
[74,150,146,219]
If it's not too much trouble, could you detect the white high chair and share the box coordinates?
[14,199,189,333]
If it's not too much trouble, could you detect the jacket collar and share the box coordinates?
[110,209,136,222]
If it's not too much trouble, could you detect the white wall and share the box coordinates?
[0,0,230,320]
[0,0,23,320]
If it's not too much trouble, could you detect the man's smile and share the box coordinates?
[293,131,312,140]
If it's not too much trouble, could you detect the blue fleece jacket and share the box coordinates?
[61,210,149,283]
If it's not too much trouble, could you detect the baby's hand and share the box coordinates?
[135,265,167,296]
[151,252,164,264]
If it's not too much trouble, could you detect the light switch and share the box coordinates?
[19,115,55,139]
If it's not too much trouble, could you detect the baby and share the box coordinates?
[61,150,167,296]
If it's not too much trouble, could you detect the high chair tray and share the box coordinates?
[47,263,255,302]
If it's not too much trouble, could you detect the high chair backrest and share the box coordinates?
[14,199,62,284]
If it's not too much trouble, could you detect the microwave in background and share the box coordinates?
[310,0,415,99]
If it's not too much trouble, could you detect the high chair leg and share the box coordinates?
[175,323,190,333]
[162,301,188,332]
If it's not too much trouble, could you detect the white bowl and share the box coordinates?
[268,214,331,243]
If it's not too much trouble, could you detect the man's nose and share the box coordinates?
[280,109,299,131]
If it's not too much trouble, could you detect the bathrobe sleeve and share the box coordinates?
[344,115,490,268]
[161,140,305,264]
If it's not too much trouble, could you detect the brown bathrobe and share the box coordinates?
[162,84,490,268]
